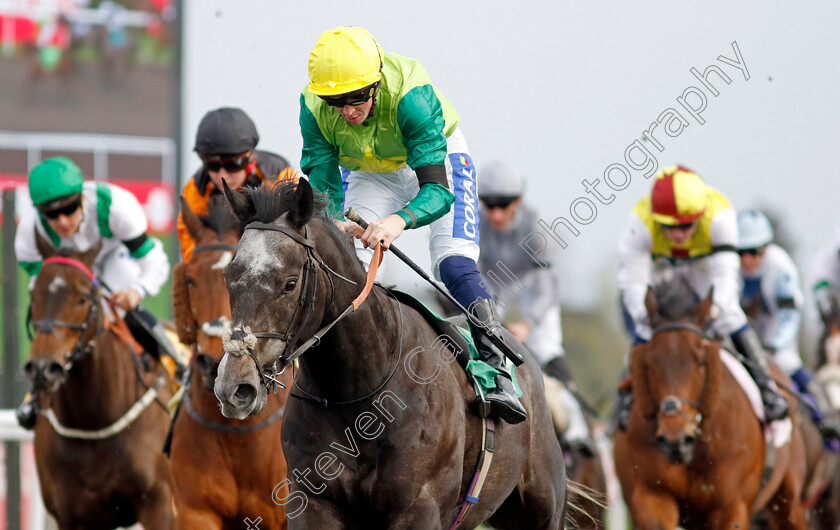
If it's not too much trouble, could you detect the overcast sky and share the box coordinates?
[182,1,840,342]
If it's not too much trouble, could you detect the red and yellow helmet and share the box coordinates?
[650,166,708,226]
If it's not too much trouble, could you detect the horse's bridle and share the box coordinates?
[190,242,239,351]
[650,321,709,434]
[225,221,356,393]
[27,257,103,372]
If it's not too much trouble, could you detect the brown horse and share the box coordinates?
[169,196,290,529]
[613,279,807,529]
[213,180,567,529]
[24,235,174,529]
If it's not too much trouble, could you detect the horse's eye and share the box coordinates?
[185,275,196,287]
[282,278,298,294]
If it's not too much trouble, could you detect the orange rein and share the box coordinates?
[349,227,383,311]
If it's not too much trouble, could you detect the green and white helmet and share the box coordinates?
[28,157,84,208]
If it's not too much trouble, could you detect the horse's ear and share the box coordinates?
[644,286,660,327]
[79,240,102,268]
[179,196,204,240]
[222,178,255,223]
[287,178,314,229]
[695,286,714,327]
[34,230,56,259]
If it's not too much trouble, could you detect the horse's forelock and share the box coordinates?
[653,277,698,322]
[241,181,327,225]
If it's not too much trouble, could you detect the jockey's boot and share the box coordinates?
[125,307,186,380]
[613,383,634,432]
[15,393,38,430]
[468,299,527,425]
[731,327,790,422]
[801,378,840,449]
[543,356,596,457]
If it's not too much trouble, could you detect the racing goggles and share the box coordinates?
[480,196,519,210]
[40,196,82,220]
[737,246,766,257]
[202,153,251,172]
[660,221,696,230]
[319,83,378,108]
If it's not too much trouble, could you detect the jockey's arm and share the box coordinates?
[394,85,455,231]
[705,208,746,336]
[13,209,45,290]
[123,234,169,300]
[519,266,559,330]
[106,185,170,300]
[766,256,803,352]
[618,213,654,341]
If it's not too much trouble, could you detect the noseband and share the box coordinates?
[650,321,709,435]
[27,257,102,372]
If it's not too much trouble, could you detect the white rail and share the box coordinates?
[0,130,176,188]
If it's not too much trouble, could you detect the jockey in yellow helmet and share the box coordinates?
[300,26,525,424]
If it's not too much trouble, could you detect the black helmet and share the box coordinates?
[194,107,260,155]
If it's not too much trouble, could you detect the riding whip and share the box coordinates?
[344,207,524,366]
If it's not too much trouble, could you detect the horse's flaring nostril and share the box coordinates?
[231,384,257,408]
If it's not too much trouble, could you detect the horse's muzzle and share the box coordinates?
[214,353,266,420]
[24,358,67,394]
[656,433,697,464]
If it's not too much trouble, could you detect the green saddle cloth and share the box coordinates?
[387,289,522,398]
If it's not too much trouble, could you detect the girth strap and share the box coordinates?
[448,417,496,529]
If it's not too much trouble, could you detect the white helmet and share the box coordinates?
[737,210,774,250]
[479,160,525,198]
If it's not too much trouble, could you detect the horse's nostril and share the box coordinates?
[232,384,257,407]
[46,362,65,380]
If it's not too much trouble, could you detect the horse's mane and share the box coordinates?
[201,194,242,237]
[652,277,699,322]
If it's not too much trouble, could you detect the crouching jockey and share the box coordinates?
[615,166,789,431]
[14,157,178,429]
[300,26,525,423]
[737,210,840,448]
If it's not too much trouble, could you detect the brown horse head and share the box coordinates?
[173,195,241,390]
[215,178,343,419]
[635,278,717,464]
[25,232,102,394]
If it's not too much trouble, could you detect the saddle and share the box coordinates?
[387,289,473,370]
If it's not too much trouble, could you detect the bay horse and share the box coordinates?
[613,279,807,529]
[213,180,567,529]
[24,234,174,529]
[169,196,290,529]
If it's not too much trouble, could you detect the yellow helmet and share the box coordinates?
[650,166,708,225]
[308,26,384,96]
